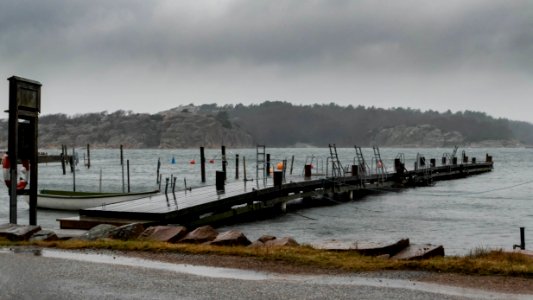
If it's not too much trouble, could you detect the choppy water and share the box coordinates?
[1,147,531,255]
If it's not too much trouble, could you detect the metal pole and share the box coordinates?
[127,159,130,193]
[200,147,206,183]
[120,145,125,193]
[99,169,102,192]
[72,147,76,192]
[29,118,38,225]
[243,156,247,181]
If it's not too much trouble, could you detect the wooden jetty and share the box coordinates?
[58,151,494,230]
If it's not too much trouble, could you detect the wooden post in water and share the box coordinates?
[86,144,91,169]
[72,147,76,192]
[243,156,247,181]
[99,169,102,192]
[200,147,206,183]
[290,155,294,175]
[156,157,161,184]
[235,154,239,179]
[221,145,227,180]
[127,159,130,193]
[164,177,169,200]
[521,227,526,250]
[61,145,66,175]
[216,171,225,191]
[172,177,177,200]
[120,145,125,193]
[266,154,271,176]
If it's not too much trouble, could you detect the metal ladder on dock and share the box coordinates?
[328,144,343,177]
[373,145,386,183]
[256,145,266,180]
[354,146,367,176]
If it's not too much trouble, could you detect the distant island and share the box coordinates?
[1,101,532,148]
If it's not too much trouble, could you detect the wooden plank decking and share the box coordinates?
[58,160,494,229]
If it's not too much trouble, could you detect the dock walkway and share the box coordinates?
[59,158,494,229]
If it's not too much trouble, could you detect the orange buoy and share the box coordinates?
[209,159,215,164]
[276,162,284,170]
[190,159,196,164]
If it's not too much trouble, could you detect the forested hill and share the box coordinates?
[0,101,532,148]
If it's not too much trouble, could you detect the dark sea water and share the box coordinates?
[1,147,531,255]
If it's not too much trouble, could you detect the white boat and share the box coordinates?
[23,189,160,210]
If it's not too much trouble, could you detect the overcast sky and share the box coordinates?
[1,0,532,122]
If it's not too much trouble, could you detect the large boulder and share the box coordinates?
[179,225,218,244]
[264,237,299,247]
[258,235,276,243]
[108,223,146,240]
[209,230,251,246]
[0,223,41,241]
[139,225,188,243]
[29,230,59,242]
[77,224,117,241]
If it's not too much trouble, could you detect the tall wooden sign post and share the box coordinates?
[7,76,41,225]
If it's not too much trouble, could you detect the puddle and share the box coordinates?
[1,247,530,299]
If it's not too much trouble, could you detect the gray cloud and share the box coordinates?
[1,0,532,121]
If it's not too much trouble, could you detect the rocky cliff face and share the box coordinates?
[372,125,464,147]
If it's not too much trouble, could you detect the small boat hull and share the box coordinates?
[23,189,160,210]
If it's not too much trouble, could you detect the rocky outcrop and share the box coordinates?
[29,230,59,242]
[139,225,188,243]
[0,223,41,241]
[372,125,464,147]
[264,237,299,247]
[179,225,219,244]
[108,223,146,241]
[209,230,251,246]
[77,224,117,241]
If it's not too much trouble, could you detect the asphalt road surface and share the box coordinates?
[0,248,529,300]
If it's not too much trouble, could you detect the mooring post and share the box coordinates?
[221,145,227,180]
[216,171,225,191]
[235,154,239,179]
[430,158,436,168]
[72,147,76,192]
[61,145,66,175]
[243,156,247,181]
[521,227,526,250]
[290,155,294,175]
[86,144,91,169]
[99,169,102,193]
[158,174,162,191]
[304,164,312,178]
[273,171,283,188]
[156,157,161,184]
[120,145,125,193]
[352,165,359,176]
[200,147,206,183]
[127,159,130,193]
[266,154,271,176]
[164,177,169,200]
[172,177,177,200]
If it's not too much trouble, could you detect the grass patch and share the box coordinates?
[1,238,532,277]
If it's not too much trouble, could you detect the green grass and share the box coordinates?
[1,238,532,277]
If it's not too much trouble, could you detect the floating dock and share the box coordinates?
[59,150,494,230]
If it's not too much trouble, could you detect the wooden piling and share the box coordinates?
[243,156,247,181]
[200,147,206,183]
[216,171,225,191]
[86,144,91,169]
[61,145,66,175]
[304,164,312,178]
[521,227,526,250]
[221,145,227,180]
[290,155,294,175]
[235,154,239,179]
[266,154,271,176]
[273,171,283,188]
[156,158,161,184]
